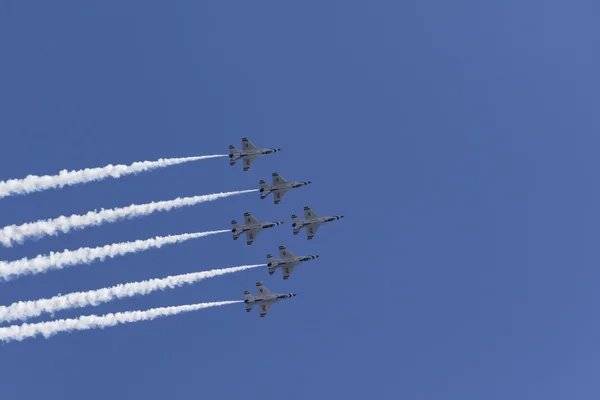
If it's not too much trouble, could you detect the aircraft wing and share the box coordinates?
[245,229,261,245]
[244,212,259,225]
[256,281,271,295]
[243,156,257,171]
[258,302,273,318]
[306,223,321,240]
[303,206,320,220]
[279,245,295,259]
[272,172,288,185]
[273,189,289,204]
[282,264,296,280]
[242,137,257,150]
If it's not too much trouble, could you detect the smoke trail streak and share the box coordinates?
[0,189,257,247]
[0,230,229,281]
[0,155,226,199]
[0,264,262,323]
[0,301,241,342]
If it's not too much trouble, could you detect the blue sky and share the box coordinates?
[1,1,599,399]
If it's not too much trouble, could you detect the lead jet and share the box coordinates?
[260,172,311,204]
[292,206,344,240]
[267,245,319,280]
[229,138,281,171]
[244,281,297,318]
[231,212,284,245]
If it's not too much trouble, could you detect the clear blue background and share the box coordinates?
[0,1,599,399]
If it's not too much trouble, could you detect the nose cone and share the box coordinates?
[307,181,312,184]
[279,221,285,225]
[291,293,297,297]
[340,215,345,219]
[277,148,282,152]
[315,255,320,258]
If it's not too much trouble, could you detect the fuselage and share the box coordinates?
[261,181,310,193]
[268,255,319,268]
[244,293,296,304]
[293,215,344,229]
[233,221,284,235]
[230,148,280,161]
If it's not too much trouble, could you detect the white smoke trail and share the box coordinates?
[0,155,226,199]
[0,264,262,323]
[0,189,257,247]
[0,301,241,342]
[0,230,229,281]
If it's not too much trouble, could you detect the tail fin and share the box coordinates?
[291,215,301,235]
[266,254,277,275]
[231,220,241,239]
[259,180,271,199]
[229,145,238,166]
[243,291,255,312]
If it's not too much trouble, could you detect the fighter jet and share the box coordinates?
[231,212,284,245]
[229,138,281,171]
[260,173,311,204]
[292,206,344,240]
[267,245,319,280]
[244,281,297,318]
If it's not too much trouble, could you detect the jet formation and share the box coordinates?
[227,138,344,317]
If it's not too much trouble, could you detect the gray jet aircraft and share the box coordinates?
[260,172,311,204]
[244,281,297,318]
[292,206,344,240]
[267,245,319,280]
[231,212,284,245]
[229,138,281,171]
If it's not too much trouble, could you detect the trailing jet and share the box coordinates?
[244,281,297,318]
[260,173,311,204]
[267,245,319,280]
[231,212,284,245]
[229,138,281,171]
[292,206,344,240]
